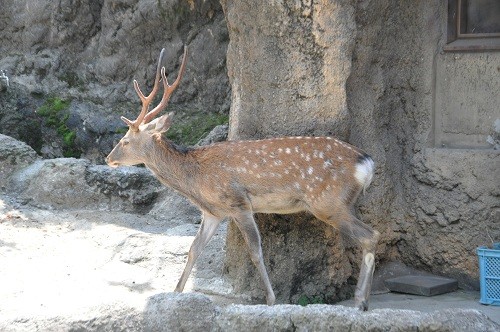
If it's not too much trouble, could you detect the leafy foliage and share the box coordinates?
[37,97,81,158]
[165,112,228,146]
[297,295,325,306]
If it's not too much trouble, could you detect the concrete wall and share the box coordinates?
[433,53,500,149]
[222,0,499,303]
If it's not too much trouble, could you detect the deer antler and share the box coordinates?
[143,46,188,124]
[122,47,188,130]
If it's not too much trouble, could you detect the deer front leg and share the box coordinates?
[233,212,276,305]
[175,211,222,292]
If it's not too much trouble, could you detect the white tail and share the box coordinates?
[106,48,379,311]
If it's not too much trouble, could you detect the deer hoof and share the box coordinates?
[356,300,369,311]
[266,293,276,306]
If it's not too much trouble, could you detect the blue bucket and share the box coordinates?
[477,243,500,306]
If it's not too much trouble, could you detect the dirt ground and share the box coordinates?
[1,193,498,328]
[0,193,234,324]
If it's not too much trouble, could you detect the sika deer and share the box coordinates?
[106,48,379,311]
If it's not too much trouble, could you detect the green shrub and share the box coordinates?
[297,295,325,306]
[165,112,228,146]
[37,97,81,158]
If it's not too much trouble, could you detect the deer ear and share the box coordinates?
[154,112,174,134]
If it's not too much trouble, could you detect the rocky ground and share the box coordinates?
[1,134,499,331]
[0,193,233,326]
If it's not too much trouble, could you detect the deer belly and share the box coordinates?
[248,193,305,214]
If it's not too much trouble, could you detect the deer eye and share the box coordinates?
[122,139,130,146]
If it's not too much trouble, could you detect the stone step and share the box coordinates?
[384,275,458,296]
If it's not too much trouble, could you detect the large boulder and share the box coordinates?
[221,0,359,304]
[0,134,39,191]
[9,158,163,212]
[0,134,199,218]
[223,0,354,140]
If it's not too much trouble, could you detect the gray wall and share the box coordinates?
[222,0,499,303]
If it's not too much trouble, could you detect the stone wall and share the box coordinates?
[221,0,360,304]
[1,0,497,306]
[0,0,229,113]
[0,0,230,162]
[222,0,499,304]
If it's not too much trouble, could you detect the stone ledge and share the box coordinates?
[1,293,497,332]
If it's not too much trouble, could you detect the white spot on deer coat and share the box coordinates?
[307,166,314,175]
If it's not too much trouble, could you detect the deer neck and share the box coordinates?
[144,136,199,199]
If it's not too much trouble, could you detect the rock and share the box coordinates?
[148,187,201,225]
[0,85,45,154]
[0,0,229,113]
[2,292,497,331]
[0,70,9,92]
[0,0,230,160]
[86,164,164,212]
[221,0,499,300]
[143,293,217,332]
[218,305,499,332]
[0,134,38,191]
[225,214,353,304]
[196,124,228,146]
[221,0,358,304]
[222,0,354,140]
[9,158,164,212]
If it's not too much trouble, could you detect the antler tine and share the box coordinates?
[125,48,166,130]
[143,46,188,124]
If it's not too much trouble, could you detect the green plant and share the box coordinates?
[165,112,228,146]
[37,97,81,158]
[115,126,129,135]
[297,295,325,306]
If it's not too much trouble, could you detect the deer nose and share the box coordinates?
[105,156,114,166]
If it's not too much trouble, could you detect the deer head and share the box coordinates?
[106,47,188,168]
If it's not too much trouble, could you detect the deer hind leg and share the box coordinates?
[339,216,379,311]
[175,211,222,293]
[233,211,276,305]
[314,209,379,311]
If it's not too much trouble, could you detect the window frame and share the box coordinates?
[445,0,500,52]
